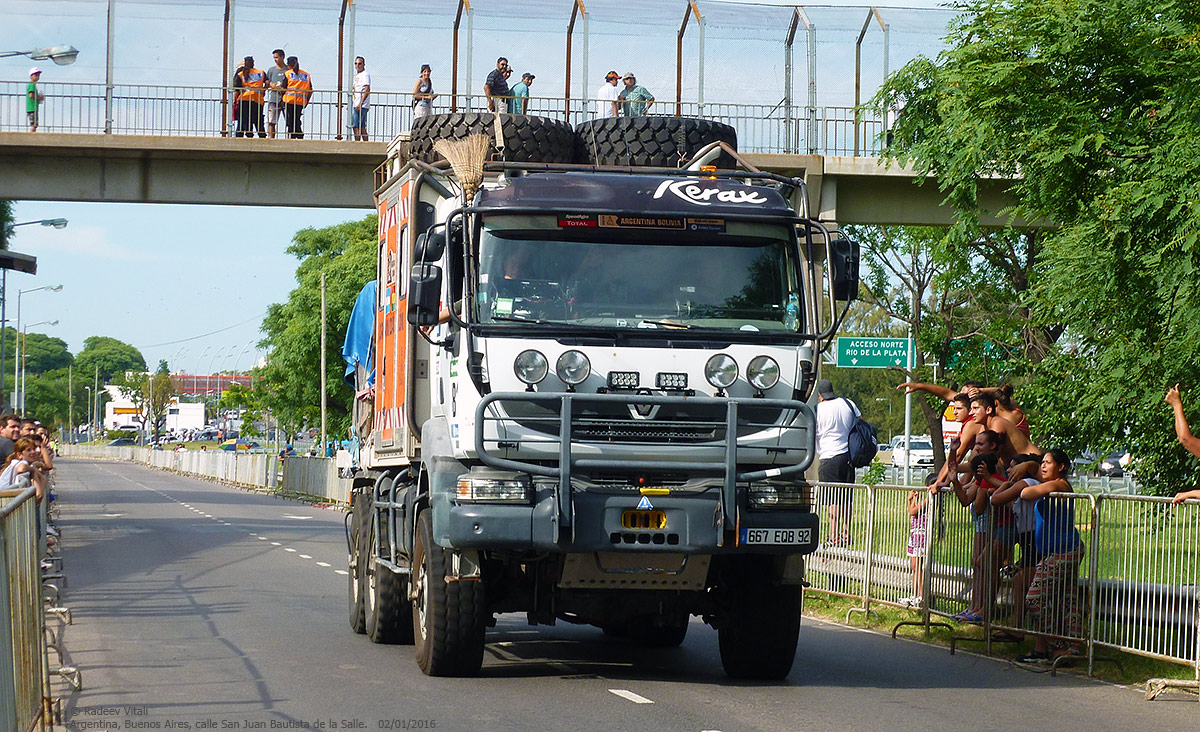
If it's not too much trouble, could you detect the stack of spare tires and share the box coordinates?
[407,112,738,169]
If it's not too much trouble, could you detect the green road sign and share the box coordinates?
[836,337,911,369]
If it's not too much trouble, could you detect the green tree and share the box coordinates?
[20,330,72,374]
[879,0,1200,494]
[259,215,377,437]
[75,336,147,384]
[114,362,177,441]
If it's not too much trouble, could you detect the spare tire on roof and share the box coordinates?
[408,112,577,165]
[575,116,738,168]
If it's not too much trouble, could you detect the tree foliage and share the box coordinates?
[879,0,1200,494]
[74,336,147,383]
[259,215,377,437]
[114,363,177,439]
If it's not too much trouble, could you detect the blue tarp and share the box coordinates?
[342,281,376,388]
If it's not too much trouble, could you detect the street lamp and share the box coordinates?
[83,386,92,442]
[0,46,80,65]
[1,218,67,412]
[875,397,894,440]
[13,283,63,411]
[20,319,57,413]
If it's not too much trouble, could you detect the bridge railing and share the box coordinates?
[1,81,884,157]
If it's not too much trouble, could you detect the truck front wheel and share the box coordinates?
[717,583,801,679]
[364,519,415,644]
[411,511,488,676]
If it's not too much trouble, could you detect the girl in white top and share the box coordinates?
[0,436,45,500]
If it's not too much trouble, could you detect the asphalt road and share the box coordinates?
[49,460,1198,732]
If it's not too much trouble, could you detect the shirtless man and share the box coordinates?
[935,392,983,488]
[900,380,1028,436]
[969,393,1039,463]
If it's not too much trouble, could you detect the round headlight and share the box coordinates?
[556,350,591,385]
[514,350,549,385]
[747,355,781,390]
[705,354,739,389]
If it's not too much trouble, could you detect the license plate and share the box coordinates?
[740,527,812,545]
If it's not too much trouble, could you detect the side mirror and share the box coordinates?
[413,230,447,263]
[408,263,443,326]
[828,239,860,302]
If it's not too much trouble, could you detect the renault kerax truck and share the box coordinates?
[344,129,859,679]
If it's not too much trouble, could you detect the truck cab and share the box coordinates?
[346,148,859,679]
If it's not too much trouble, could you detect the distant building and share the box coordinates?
[172,373,252,397]
[104,385,206,432]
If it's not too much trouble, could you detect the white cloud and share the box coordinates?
[15,224,149,262]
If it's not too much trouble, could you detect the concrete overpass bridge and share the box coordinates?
[0,131,1019,226]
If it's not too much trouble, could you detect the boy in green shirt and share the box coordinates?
[27,67,44,132]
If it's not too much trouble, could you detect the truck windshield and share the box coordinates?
[476,229,801,332]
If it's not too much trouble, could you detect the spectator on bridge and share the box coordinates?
[351,56,371,141]
[816,378,859,548]
[595,71,621,118]
[484,57,510,113]
[618,72,654,116]
[27,67,45,132]
[509,72,533,115]
[1019,449,1084,663]
[265,49,288,138]
[233,56,267,138]
[282,56,313,139]
[412,64,437,121]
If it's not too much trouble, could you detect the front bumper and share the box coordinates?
[445,391,817,553]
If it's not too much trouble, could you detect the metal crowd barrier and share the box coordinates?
[807,480,1200,693]
[1,81,884,157]
[59,445,348,505]
[1,477,50,732]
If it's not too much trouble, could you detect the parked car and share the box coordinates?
[891,436,935,470]
[106,437,136,446]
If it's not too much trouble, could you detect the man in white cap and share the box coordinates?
[27,67,45,132]
[816,377,859,546]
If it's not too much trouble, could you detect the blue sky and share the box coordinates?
[3,0,956,374]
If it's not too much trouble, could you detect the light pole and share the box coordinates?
[84,386,92,442]
[195,346,210,401]
[20,319,57,413]
[0,46,80,65]
[13,283,63,411]
[875,397,894,440]
[206,346,225,400]
[1,218,67,412]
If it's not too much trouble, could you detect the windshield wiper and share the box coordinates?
[640,319,693,330]
[491,315,570,326]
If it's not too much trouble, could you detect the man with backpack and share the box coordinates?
[816,378,874,547]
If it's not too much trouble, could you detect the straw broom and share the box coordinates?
[433,134,492,203]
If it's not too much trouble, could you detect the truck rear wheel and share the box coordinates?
[347,502,367,634]
[409,112,577,165]
[717,583,801,679]
[412,511,488,676]
[364,520,415,644]
[574,116,738,168]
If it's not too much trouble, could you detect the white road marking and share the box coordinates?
[282,514,313,520]
[284,548,297,553]
[271,542,282,546]
[257,537,268,540]
[608,689,654,704]
[299,554,312,559]
[99,513,124,518]
[335,570,349,575]
[316,562,331,567]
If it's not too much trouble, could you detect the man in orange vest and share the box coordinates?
[282,56,313,139]
[233,55,267,138]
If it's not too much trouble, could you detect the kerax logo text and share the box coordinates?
[652,179,770,206]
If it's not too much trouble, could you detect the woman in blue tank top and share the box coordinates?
[1018,449,1084,664]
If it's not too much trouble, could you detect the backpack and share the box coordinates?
[842,398,879,468]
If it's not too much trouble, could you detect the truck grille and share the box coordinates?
[573,418,722,443]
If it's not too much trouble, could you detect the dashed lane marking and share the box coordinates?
[299,554,312,559]
[285,548,297,553]
[316,562,331,567]
[335,570,349,575]
[608,689,654,704]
